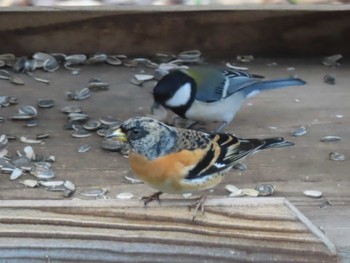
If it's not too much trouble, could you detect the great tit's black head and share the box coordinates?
[152,70,196,117]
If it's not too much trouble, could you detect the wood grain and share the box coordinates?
[0,198,337,262]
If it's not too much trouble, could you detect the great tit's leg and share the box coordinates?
[215,121,228,132]
[188,193,208,221]
[141,191,163,206]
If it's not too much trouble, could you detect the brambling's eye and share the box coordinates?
[131,128,140,135]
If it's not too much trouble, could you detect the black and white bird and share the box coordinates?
[152,67,306,131]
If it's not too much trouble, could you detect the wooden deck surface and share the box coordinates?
[1,58,349,262]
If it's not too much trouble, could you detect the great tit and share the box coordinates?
[152,67,306,131]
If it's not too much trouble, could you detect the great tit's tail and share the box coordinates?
[244,78,306,98]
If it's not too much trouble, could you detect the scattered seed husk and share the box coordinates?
[101,140,123,152]
[293,126,307,137]
[232,162,247,171]
[33,76,50,84]
[135,74,154,82]
[241,188,260,197]
[323,74,336,85]
[37,99,55,108]
[96,129,109,137]
[20,136,42,144]
[303,190,322,198]
[320,198,332,209]
[64,180,75,191]
[78,144,91,153]
[36,133,50,139]
[86,53,107,64]
[23,146,35,160]
[65,54,87,65]
[79,188,108,197]
[182,193,193,198]
[24,59,37,72]
[130,77,143,86]
[68,113,89,122]
[61,105,82,114]
[322,54,342,67]
[39,180,64,187]
[320,136,341,143]
[123,59,138,67]
[124,175,143,184]
[255,184,275,196]
[83,120,101,131]
[237,55,254,63]
[225,184,240,194]
[9,75,24,85]
[116,192,134,199]
[20,179,39,188]
[71,130,91,138]
[0,54,16,65]
[43,57,59,72]
[0,69,11,80]
[96,194,109,199]
[10,168,23,180]
[30,164,54,179]
[33,52,54,65]
[19,105,37,116]
[26,119,39,127]
[106,55,122,66]
[88,78,109,91]
[329,152,345,161]
[177,50,202,63]
[63,189,75,198]
[99,116,120,126]
[13,57,27,73]
[225,62,249,71]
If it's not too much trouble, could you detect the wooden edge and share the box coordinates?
[0,197,286,208]
[284,199,337,255]
[1,4,350,12]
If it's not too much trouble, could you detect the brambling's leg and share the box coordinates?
[141,191,163,206]
[215,121,228,132]
[189,193,208,221]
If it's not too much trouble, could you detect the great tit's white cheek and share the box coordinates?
[165,82,192,107]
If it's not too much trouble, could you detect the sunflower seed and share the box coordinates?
[63,189,75,198]
[99,116,120,126]
[293,126,307,137]
[19,105,37,116]
[237,55,254,63]
[83,120,101,131]
[24,59,37,72]
[88,78,109,91]
[329,152,345,161]
[64,180,75,191]
[79,188,108,197]
[65,54,87,65]
[20,137,42,144]
[37,99,55,108]
[78,144,91,153]
[71,130,91,138]
[43,57,60,72]
[26,119,39,127]
[124,175,143,184]
[322,54,342,67]
[9,75,24,85]
[101,140,123,152]
[20,179,39,188]
[0,69,11,80]
[10,168,23,180]
[241,188,259,197]
[177,50,202,63]
[106,55,122,66]
[225,62,249,71]
[36,133,50,139]
[86,53,107,64]
[323,74,336,85]
[182,193,192,198]
[225,184,240,193]
[116,192,134,199]
[30,164,54,179]
[96,129,109,137]
[255,184,275,196]
[61,105,82,114]
[232,162,247,171]
[39,181,64,187]
[320,136,341,142]
[13,57,27,73]
[23,146,35,160]
[303,190,322,198]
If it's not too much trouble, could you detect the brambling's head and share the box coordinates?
[106,117,177,160]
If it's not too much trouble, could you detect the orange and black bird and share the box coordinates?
[107,117,294,219]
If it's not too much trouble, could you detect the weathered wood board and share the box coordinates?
[0,198,338,262]
[0,5,349,57]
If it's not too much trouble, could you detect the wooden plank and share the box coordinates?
[0,198,338,262]
[0,5,349,56]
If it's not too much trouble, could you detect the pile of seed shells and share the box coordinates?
[0,136,75,197]
[225,183,275,197]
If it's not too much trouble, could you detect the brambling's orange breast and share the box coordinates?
[128,149,208,194]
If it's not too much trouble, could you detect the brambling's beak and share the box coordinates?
[106,128,127,142]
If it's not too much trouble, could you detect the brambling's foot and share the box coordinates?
[141,191,163,206]
[188,194,208,221]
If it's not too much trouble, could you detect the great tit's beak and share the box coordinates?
[150,101,160,114]
[106,128,127,142]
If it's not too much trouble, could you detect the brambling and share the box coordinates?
[152,66,306,131]
[107,117,294,220]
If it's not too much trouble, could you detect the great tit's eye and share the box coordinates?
[130,128,140,135]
